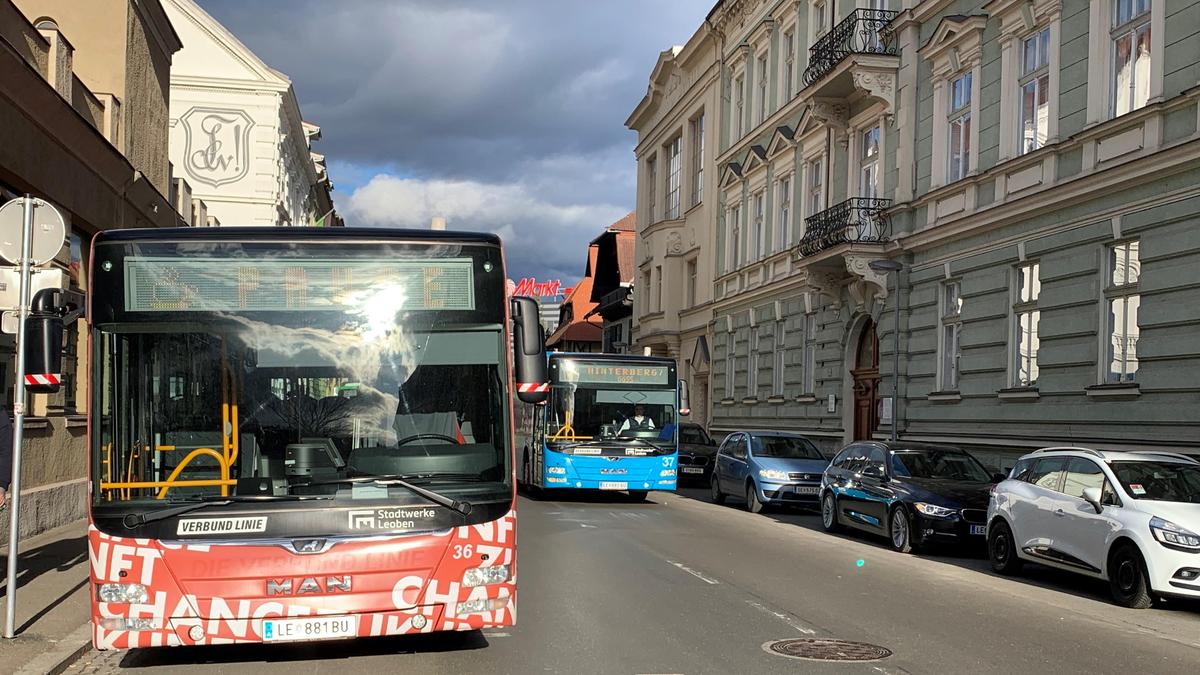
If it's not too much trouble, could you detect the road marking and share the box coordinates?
[745,600,817,635]
[484,631,511,638]
[580,523,595,528]
[666,560,719,585]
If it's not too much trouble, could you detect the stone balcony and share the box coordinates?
[801,9,900,118]
[797,197,892,257]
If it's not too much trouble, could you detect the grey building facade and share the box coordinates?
[641,0,1200,467]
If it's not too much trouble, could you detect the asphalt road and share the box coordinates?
[69,486,1200,674]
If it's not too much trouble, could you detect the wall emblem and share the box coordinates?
[181,107,254,188]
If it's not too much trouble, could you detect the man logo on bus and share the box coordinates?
[348,510,377,529]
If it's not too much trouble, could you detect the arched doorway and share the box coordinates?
[851,318,880,440]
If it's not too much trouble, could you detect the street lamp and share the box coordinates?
[868,259,903,442]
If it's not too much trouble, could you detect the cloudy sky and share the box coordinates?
[198,0,711,283]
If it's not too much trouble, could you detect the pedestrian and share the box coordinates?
[0,412,11,512]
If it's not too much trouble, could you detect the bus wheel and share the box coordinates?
[628,490,648,502]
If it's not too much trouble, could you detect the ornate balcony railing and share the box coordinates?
[802,9,898,87]
[797,198,892,257]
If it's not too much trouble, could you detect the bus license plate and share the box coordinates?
[262,616,358,642]
[599,481,628,490]
[681,467,704,474]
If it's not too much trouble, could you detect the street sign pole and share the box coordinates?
[4,196,35,639]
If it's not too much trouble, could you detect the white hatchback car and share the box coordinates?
[988,447,1200,608]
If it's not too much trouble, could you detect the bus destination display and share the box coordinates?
[566,362,671,386]
[124,257,475,312]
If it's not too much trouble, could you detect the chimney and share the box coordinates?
[430,216,446,230]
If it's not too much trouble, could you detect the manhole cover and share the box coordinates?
[764,638,893,662]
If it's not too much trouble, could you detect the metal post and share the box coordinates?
[4,196,35,639]
[891,270,900,442]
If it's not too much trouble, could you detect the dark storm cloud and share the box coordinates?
[197,0,707,279]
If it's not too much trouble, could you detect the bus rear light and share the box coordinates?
[462,564,511,588]
[97,583,149,604]
[456,596,509,615]
[100,617,161,631]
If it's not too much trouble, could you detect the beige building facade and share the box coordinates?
[627,30,721,429]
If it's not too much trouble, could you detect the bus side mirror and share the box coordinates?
[511,296,547,404]
[679,379,691,417]
[22,288,84,393]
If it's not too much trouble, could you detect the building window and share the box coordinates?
[1012,262,1041,387]
[642,271,652,315]
[772,319,786,396]
[665,136,682,219]
[655,265,663,313]
[734,74,745,138]
[948,72,972,182]
[686,259,697,307]
[690,113,705,207]
[748,325,760,396]
[782,29,795,101]
[756,54,769,125]
[806,158,824,217]
[812,0,828,41]
[1105,241,1140,383]
[940,280,963,391]
[1112,0,1151,117]
[647,155,657,222]
[727,204,742,271]
[724,327,736,399]
[802,313,817,393]
[775,174,792,251]
[1019,28,1051,154]
[860,124,880,198]
[752,191,766,261]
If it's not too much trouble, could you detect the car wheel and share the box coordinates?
[710,475,725,505]
[821,492,841,532]
[1108,543,1154,609]
[987,520,1023,575]
[746,482,765,514]
[889,506,916,553]
[627,490,649,502]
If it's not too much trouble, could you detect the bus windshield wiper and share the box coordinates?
[291,475,473,517]
[623,438,669,452]
[121,495,328,529]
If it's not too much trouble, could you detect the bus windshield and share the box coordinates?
[90,238,512,524]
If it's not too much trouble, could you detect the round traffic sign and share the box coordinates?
[0,197,67,266]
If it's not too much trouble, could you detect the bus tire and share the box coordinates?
[628,490,649,502]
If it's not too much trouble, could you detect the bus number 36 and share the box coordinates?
[453,545,474,560]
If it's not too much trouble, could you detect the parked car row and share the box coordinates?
[694,429,1200,609]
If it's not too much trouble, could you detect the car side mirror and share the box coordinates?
[992,473,1007,483]
[1082,487,1103,513]
[861,465,884,481]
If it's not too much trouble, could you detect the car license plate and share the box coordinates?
[793,486,819,495]
[262,616,358,643]
[681,467,704,474]
[599,481,628,490]
[970,525,987,536]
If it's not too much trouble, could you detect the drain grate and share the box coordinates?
[764,638,893,662]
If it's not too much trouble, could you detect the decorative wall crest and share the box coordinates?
[181,106,255,188]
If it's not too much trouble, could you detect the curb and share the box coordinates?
[15,624,91,675]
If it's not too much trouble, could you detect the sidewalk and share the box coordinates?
[0,521,91,675]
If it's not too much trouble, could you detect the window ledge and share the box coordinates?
[719,398,736,406]
[742,397,760,406]
[926,391,962,403]
[66,415,88,428]
[21,417,51,430]
[796,394,818,404]
[766,395,786,404]
[998,387,1040,401]
[1085,383,1141,400]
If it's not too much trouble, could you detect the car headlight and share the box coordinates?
[97,583,149,604]
[1150,517,1200,550]
[913,502,957,518]
[759,469,789,481]
[462,564,511,588]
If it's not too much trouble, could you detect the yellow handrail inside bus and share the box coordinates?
[153,447,229,499]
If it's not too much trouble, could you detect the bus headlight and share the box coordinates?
[97,583,149,604]
[462,564,511,588]
[546,467,567,475]
[100,617,161,631]
[456,596,509,615]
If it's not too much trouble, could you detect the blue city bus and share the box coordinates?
[516,353,685,499]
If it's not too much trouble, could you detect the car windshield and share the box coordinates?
[891,450,992,482]
[1109,461,1200,503]
[680,426,711,445]
[752,436,823,459]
